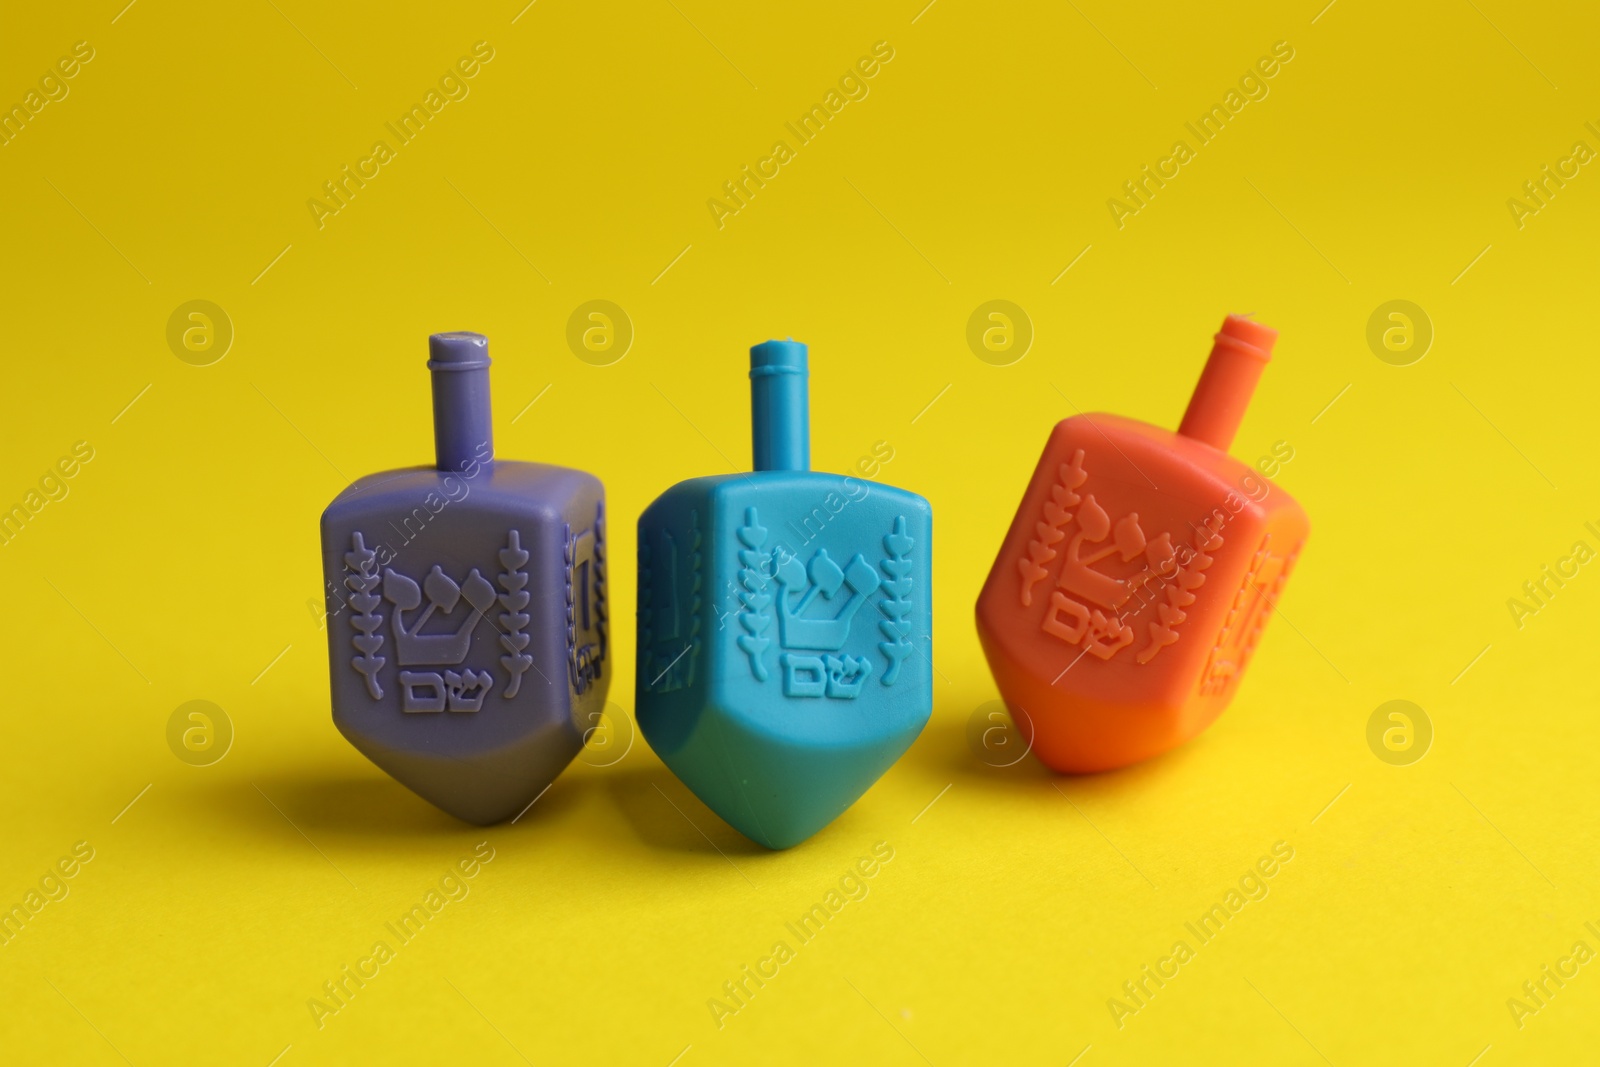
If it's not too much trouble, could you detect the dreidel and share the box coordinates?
[976,315,1309,772]
[637,339,933,849]
[321,332,610,823]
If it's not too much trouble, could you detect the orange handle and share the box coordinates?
[1177,315,1278,452]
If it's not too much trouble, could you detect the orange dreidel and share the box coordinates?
[976,315,1309,772]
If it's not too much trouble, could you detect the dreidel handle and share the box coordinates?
[750,339,810,473]
[1177,315,1278,453]
[429,331,494,473]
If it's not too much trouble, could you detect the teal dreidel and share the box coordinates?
[636,339,933,848]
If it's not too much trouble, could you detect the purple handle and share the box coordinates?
[428,332,494,472]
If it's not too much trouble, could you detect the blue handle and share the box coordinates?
[750,339,809,472]
[428,331,494,473]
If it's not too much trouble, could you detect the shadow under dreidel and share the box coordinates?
[202,758,590,843]
[600,760,780,859]
[930,695,1206,801]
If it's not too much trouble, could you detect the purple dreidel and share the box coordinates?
[320,332,609,823]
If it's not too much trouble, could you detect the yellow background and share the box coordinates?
[3,0,1597,1063]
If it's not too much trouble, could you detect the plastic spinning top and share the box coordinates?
[977,315,1309,772]
[636,339,933,848]
[320,332,610,823]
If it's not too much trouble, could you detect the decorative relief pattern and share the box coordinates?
[344,512,609,710]
[384,563,496,712]
[497,530,533,698]
[1020,453,1224,666]
[640,510,701,693]
[1019,449,1086,607]
[344,532,386,699]
[569,505,609,694]
[736,507,913,699]
[734,508,773,683]
[1197,534,1299,695]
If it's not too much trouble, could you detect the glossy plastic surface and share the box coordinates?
[637,341,933,848]
[976,316,1308,772]
[320,333,609,823]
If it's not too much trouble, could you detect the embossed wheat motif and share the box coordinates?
[877,516,915,686]
[563,523,578,690]
[497,529,533,698]
[1137,516,1222,664]
[1019,448,1087,606]
[735,507,773,681]
[1199,537,1271,694]
[592,502,608,667]
[344,532,385,699]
